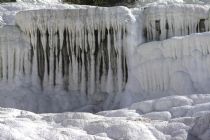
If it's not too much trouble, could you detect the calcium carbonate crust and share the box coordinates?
[0,0,210,140]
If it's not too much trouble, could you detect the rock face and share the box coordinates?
[1,0,210,112]
[190,113,210,140]
[16,8,130,96]
[0,94,210,140]
[1,0,210,140]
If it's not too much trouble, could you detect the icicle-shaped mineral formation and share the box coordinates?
[143,4,210,41]
[15,7,135,100]
[129,32,210,100]
[0,26,30,83]
[0,2,210,112]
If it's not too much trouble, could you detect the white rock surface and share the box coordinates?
[0,94,210,139]
[1,2,210,112]
[0,0,210,140]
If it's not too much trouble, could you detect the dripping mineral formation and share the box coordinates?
[1,1,210,112]
[14,7,134,112]
[1,0,210,140]
[16,8,130,95]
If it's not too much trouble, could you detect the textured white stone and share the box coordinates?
[0,1,210,140]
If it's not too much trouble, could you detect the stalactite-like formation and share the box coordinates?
[0,3,209,112]
[0,26,30,83]
[131,32,210,97]
[143,4,210,41]
[15,8,133,97]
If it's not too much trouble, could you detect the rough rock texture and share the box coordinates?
[1,0,210,139]
[0,94,210,140]
[1,0,210,113]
